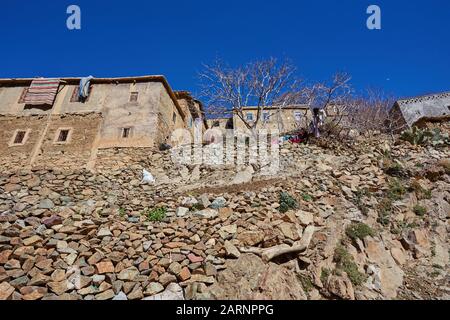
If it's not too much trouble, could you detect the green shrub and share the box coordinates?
[384,162,407,177]
[387,179,406,201]
[377,198,393,226]
[279,192,298,213]
[334,245,366,286]
[400,127,449,147]
[297,274,314,293]
[302,193,313,202]
[353,189,369,215]
[413,205,427,217]
[320,268,331,284]
[119,208,126,217]
[410,180,432,200]
[346,222,375,241]
[145,207,167,222]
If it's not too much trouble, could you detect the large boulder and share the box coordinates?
[206,254,307,300]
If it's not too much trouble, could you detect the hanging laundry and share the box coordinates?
[24,78,61,106]
[78,76,94,100]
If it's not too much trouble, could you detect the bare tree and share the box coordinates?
[339,88,400,140]
[199,58,302,134]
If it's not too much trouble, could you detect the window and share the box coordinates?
[57,129,70,143]
[18,88,29,103]
[263,112,270,122]
[294,111,302,121]
[70,86,93,103]
[188,117,193,128]
[213,120,220,127]
[173,112,177,123]
[122,128,131,138]
[10,130,28,146]
[246,113,254,121]
[130,92,139,102]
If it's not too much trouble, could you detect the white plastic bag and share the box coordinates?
[142,169,156,184]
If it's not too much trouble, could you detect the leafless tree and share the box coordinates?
[199,58,302,134]
[339,88,401,139]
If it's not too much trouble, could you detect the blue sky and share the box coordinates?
[1,0,449,99]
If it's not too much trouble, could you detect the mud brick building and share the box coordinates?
[0,76,206,171]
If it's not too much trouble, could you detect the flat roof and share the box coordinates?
[0,75,186,120]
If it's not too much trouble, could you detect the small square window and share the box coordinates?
[263,112,270,122]
[130,92,139,102]
[122,128,131,138]
[294,111,302,121]
[246,113,254,121]
[173,112,177,123]
[57,129,70,142]
[10,130,29,146]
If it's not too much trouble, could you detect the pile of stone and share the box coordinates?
[0,135,448,300]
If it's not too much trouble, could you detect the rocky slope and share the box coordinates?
[0,135,448,300]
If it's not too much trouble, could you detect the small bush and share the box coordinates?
[279,192,298,213]
[334,245,366,286]
[119,208,126,217]
[353,188,369,215]
[145,207,167,222]
[377,198,393,226]
[302,193,313,202]
[384,162,407,177]
[297,274,314,293]
[346,222,375,241]
[413,205,427,217]
[320,268,331,284]
[410,180,432,200]
[387,179,406,201]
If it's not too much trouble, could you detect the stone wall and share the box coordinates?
[35,113,103,170]
[0,115,47,170]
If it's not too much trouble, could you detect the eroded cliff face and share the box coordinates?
[0,134,448,300]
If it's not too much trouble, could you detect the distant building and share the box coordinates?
[207,117,233,131]
[233,105,312,134]
[390,92,450,131]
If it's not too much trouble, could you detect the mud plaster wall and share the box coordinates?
[0,115,48,170]
[34,113,102,169]
[96,82,163,148]
[158,88,186,145]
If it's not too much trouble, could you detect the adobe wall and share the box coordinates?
[0,115,47,170]
[158,87,186,146]
[0,114,102,172]
[34,113,103,169]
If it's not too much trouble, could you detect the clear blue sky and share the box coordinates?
[1,0,449,99]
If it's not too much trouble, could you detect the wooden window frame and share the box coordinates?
[53,128,73,144]
[121,127,132,139]
[129,92,139,103]
[9,129,31,147]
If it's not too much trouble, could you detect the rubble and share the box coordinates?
[0,135,448,300]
